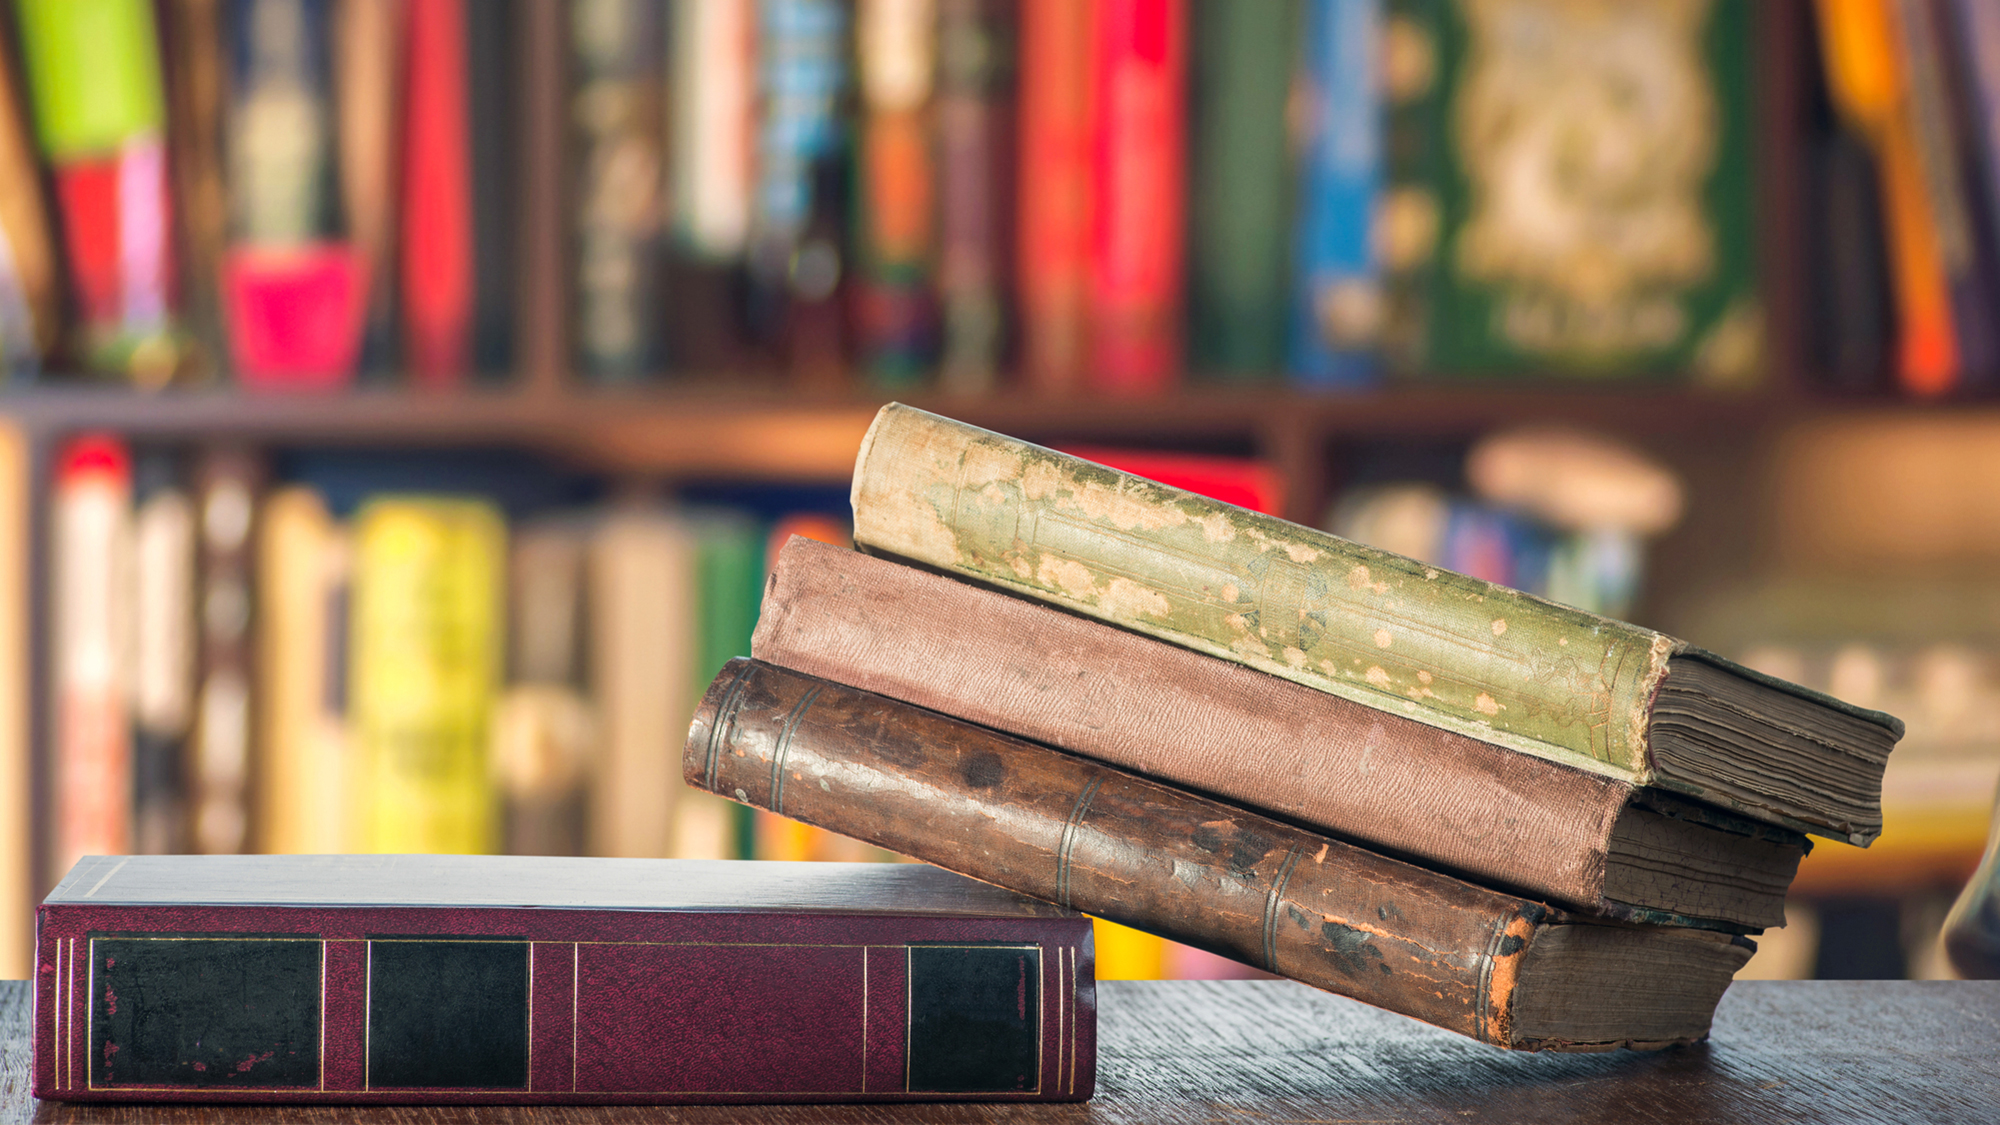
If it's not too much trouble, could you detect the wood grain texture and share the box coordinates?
[4,979,1998,1123]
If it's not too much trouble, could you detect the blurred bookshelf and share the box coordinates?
[1,0,1997,987]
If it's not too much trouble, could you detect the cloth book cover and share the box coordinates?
[35,855,1096,1104]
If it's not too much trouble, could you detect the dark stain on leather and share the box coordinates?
[1322,921,1390,978]
[963,751,1006,790]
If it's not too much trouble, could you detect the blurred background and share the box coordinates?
[0,0,1994,986]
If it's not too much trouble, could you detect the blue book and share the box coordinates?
[1289,0,1381,387]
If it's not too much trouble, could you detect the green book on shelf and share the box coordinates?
[851,405,1903,844]
[1188,0,1298,377]
[1380,0,1761,381]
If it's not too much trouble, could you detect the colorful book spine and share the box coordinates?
[35,855,1095,1105]
[49,436,134,883]
[1016,0,1094,391]
[0,18,60,375]
[1944,0,2000,392]
[130,452,195,856]
[672,0,756,261]
[1815,0,1958,394]
[350,498,504,854]
[934,0,1012,391]
[571,0,665,381]
[188,448,262,856]
[15,0,183,384]
[255,486,353,854]
[401,0,474,383]
[854,0,941,386]
[748,0,851,378]
[690,512,763,861]
[667,0,757,369]
[223,0,370,387]
[1290,0,1380,386]
[1189,0,1295,378]
[161,0,231,383]
[1086,0,1186,393]
[334,0,404,372]
[1891,0,1996,388]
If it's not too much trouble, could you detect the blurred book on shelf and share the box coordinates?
[29,0,2000,391]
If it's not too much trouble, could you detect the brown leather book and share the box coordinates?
[687,659,1754,1052]
[753,537,1803,931]
[696,660,1760,1048]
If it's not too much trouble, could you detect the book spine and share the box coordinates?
[0,422,24,979]
[465,0,518,378]
[1015,0,1093,391]
[854,0,940,387]
[160,0,230,384]
[585,510,695,858]
[255,486,352,854]
[223,0,370,387]
[934,0,1013,393]
[1891,0,1997,388]
[0,19,60,375]
[1189,0,1294,378]
[496,520,592,857]
[1289,0,1380,386]
[49,436,134,882]
[130,452,195,856]
[401,0,474,383]
[749,0,851,382]
[334,0,403,372]
[16,0,183,384]
[572,0,666,381]
[671,0,756,261]
[1815,0,1959,395]
[350,498,503,853]
[693,659,1565,1048]
[1085,0,1186,393]
[851,405,1675,778]
[1943,0,2000,392]
[35,899,1093,1102]
[188,447,262,855]
[752,536,1630,912]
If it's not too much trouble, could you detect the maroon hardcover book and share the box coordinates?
[34,855,1095,1105]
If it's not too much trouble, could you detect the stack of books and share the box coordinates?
[690,404,1907,1052]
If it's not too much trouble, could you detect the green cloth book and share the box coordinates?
[1188,0,1298,376]
[1379,0,1761,381]
[850,405,1903,844]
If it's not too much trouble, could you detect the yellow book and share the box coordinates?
[0,421,26,978]
[1092,918,1166,981]
[350,498,504,853]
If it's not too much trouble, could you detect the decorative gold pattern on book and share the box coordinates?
[856,406,1674,775]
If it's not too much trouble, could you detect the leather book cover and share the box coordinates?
[688,660,1752,1051]
[35,855,1095,1104]
[753,536,1801,927]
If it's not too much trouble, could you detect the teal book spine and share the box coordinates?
[1289,0,1380,386]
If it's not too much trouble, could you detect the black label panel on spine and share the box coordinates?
[91,937,323,1088]
[367,939,529,1089]
[907,944,1041,1093]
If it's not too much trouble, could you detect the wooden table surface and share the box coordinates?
[3,978,1997,1124]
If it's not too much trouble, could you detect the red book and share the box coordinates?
[401,0,474,384]
[1017,0,1095,392]
[49,436,133,884]
[35,855,1096,1105]
[1087,0,1186,395]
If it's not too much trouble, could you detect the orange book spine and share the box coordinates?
[1086,0,1186,395]
[1815,0,1958,395]
[1016,0,1094,391]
